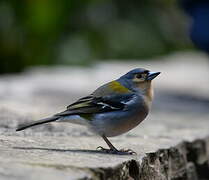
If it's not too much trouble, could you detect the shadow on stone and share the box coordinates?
[13,146,133,155]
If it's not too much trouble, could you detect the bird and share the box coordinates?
[16,68,160,155]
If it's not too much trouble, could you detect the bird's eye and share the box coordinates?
[136,74,142,79]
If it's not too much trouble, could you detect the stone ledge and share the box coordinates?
[0,135,208,180]
[80,137,209,180]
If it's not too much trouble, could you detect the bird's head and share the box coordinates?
[118,68,160,99]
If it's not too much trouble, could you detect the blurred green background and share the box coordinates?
[0,0,192,74]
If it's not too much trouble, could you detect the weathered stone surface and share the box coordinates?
[0,52,209,179]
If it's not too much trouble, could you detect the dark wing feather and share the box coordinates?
[55,94,134,116]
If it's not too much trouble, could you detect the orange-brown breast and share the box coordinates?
[137,81,153,102]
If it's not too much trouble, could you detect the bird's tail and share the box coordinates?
[16,116,59,131]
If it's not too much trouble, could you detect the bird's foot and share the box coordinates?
[119,148,137,155]
[96,146,136,155]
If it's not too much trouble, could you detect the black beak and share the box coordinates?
[147,71,161,81]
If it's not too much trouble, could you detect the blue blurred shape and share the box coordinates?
[181,0,209,53]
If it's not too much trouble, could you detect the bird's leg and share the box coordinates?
[97,135,136,155]
[97,135,118,153]
[102,135,118,151]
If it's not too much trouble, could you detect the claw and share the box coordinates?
[96,146,115,153]
[119,148,137,155]
[96,146,136,155]
[96,146,106,151]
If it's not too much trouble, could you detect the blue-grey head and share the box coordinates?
[118,68,161,96]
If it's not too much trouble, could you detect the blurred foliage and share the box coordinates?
[0,0,191,73]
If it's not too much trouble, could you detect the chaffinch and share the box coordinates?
[16,68,160,155]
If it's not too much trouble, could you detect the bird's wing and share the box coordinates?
[55,93,134,116]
